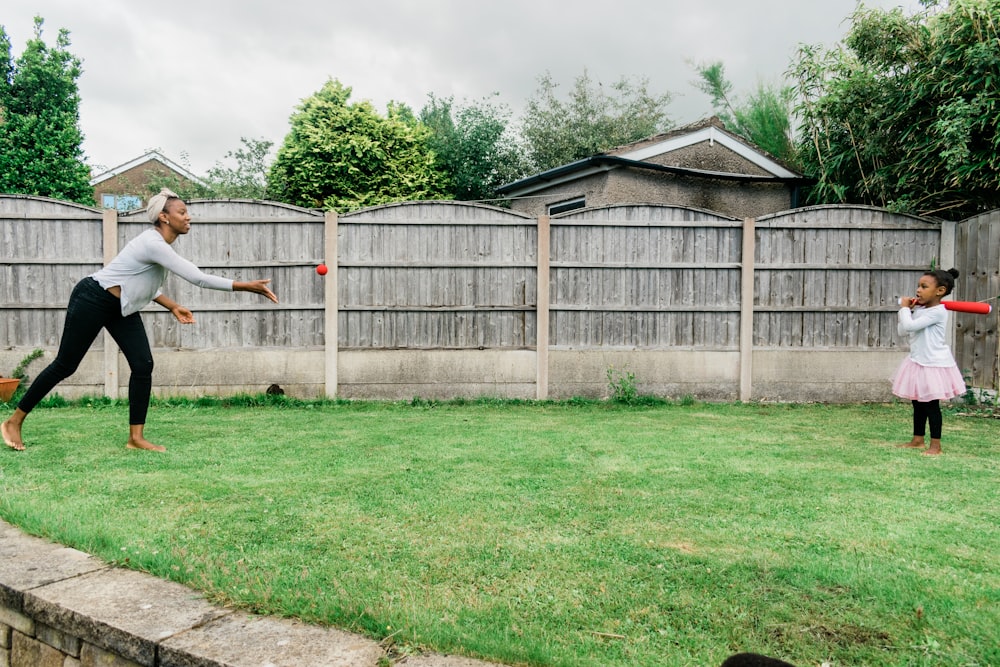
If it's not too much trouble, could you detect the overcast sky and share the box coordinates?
[5,0,922,176]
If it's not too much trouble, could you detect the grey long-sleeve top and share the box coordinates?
[91,229,233,316]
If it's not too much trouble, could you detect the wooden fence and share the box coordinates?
[338,202,538,349]
[1,195,997,401]
[953,210,1000,386]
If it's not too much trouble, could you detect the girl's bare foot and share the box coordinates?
[2,419,25,451]
[126,437,166,452]
[896,438,925,449]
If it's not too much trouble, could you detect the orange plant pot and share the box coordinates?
[0,378,21,402]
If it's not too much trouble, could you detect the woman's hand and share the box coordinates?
[172,305,196,324]
[155,294,196,323]
[234,279,279,303]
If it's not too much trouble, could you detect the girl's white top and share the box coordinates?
[91,228,233,317]
[897,304,956,367]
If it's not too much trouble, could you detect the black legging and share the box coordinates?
[912,399,942,440]
[17,277,154,425]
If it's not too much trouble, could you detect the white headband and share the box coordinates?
[147,188,180,223]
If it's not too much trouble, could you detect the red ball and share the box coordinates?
[316,264,328,276]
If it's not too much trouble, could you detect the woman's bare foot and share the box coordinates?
[126,437,166,452]
[2,419,25,451]
[126,424,165,452]
[896,437,925,449]
[922,440,942,456]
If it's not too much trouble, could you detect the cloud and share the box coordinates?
[6,0,923,174]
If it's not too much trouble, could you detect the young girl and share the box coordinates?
[2,189,278,453]
[891,268,966,455]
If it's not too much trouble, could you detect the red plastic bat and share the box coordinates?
[943,301,993,314]
[898,298,994,314]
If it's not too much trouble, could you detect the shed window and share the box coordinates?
[101,194,142,212]
[548,197,585,215]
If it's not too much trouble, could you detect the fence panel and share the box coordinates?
[954,211,1000,387]
[549,205,743,349]
[0,196,104,349]
[119,200,325,349]
[337,202,537,349]
[753,206,942,348]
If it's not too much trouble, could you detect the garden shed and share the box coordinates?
[497,117,811,220]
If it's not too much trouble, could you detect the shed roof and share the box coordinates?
[89,151,205,187]
[497,117,807,197]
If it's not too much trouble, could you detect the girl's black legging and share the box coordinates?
[912,399,942,440]
[17,277,154,425]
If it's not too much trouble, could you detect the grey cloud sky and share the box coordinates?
[5,0,922,175]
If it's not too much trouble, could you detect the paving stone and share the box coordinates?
[0,521,106,612]
[23,568,231,666]
[159,611,383,667]
[402,655,508,667]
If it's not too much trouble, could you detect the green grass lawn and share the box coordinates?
[1,398,997,667]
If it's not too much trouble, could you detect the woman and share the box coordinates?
[2,189,278,452]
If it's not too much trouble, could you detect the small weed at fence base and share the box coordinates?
[606,366,638,404]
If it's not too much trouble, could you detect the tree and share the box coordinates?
[0,17,92,203]
[420,93,527,201]
[205,137,274,199]
[268,79,448,211]
[693,62,797,166]
[791,0,1000,219]
[520,70,673,172]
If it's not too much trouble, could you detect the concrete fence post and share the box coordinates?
[324,210,339,399]
[939,219,957,348]
[939,219,957,273]
[739,217,756,402]
[102,208,119,398]
[535,215,551,400]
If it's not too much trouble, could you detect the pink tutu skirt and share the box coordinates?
[891,358,966,402]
